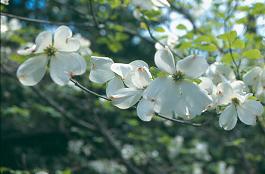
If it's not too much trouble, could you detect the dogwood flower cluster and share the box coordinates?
[16,26,264,131]
[199,63,264,130]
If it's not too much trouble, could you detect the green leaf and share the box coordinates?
[236,17,248,24]
[232,39,245,49]
[140,22,148,30]
[194,36,212,43]
[178,42,192,50]
[155,27,165,32]
[242,49,261,59]
[176,24,187,30]
[196,43,217,52]
[222,52,239,64]
[218,31,237,43]
[237,6,250,11]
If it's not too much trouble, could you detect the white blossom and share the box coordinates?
[206,62,236,84]
[17,26,86,86]
[217,82,264,130]
[243,66,265,102]
[109,60,153,114]
[142,48,211,120]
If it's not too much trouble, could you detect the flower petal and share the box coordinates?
[16,55,48,86]
[231,80,248,95]
[89,56,115,84]
[106,77,124,97]
[129,60,149,69]
[214,82,234,105]
[199,77,215,95]
[50,52,86,86]
[131,67,152,89]
[177,55,208,78]
[143,77,183,117]
[110,88,142,109]
[206,62,236,84]
[154,48,176,74]
[237,100,264,125]
[137,98,155,121]
[219,104,238,130]
[54,26,80,52]
[143,77,212,118]
[177,80,212,118]
[111,63,133,79]
[243,67,262,87]
[17,44,37,56]
[35,31,52,53]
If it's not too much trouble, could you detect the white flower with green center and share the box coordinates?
[141,48,212,121]
[199,79,249,109]
[243,66,265,102]
[206,62,236,84]
[17,26,86,86]
[217,82,264,130]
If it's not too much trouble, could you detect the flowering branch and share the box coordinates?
[70,78,204,127]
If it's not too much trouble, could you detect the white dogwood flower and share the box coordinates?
[142,48,212,120]
[243,66,265,101]
[109,60,153,113]
[217,82,264,130]
[17,26,86,86]
[206,62,236,84]
[88,56,125,98]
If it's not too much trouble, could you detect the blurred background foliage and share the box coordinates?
[1,0,265,174]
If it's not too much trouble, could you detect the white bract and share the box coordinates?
[88,56,129,98]
[217,82,264,130]
[73,34,92,56]
[110,60,152,113]
[206,62,236,84]
[89,57,154,120]
[17,26,86,86]
[141,48,212,121]
[243,66,265,102]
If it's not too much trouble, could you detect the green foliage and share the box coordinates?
[242,49,261,59]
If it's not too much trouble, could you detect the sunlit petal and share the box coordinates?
[17,55,48,86]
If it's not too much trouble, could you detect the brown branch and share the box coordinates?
[70,79,110,101]
[0,12,94,27]
[142,18,183,59]
[89,0,100,29]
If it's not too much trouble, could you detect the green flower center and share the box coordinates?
[231,97,240,105]
[44,45,57,57]
[173,71,184,81]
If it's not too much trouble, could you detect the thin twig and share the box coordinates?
[0,12,94,27]
[142,18,183,59]
[70,79,110,101]
[155,114,202,127]
[89,0,100,28]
